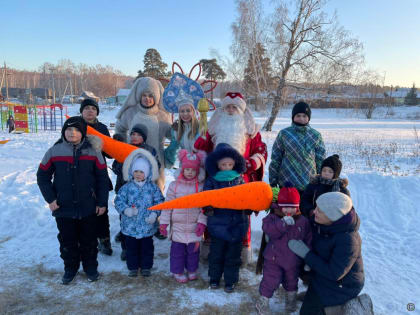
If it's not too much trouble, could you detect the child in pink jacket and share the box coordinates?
[160,149,207,283]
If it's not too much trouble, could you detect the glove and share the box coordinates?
[283,216,295,225]
[195,223,206,237]
[203,206,214,217]
[145,212,158,224]
[159,224,168,237]
[288,240,310,258]
[124,207,136,217]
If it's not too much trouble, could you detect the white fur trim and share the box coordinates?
[222,94,246,113]
[86,135,103,152]
[123,148,159,182]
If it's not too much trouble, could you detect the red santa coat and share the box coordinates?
[195,131,267,183]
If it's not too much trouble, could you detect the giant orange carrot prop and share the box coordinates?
[149,181,273,211]
[87,125,138,163]
[0,140,10,144]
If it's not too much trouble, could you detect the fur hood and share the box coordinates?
[205,143,246,177]
[122,147,159,182]
[116,77,165,118]
[310,174,349,188]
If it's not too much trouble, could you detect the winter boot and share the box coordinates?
[140,269,151,277]
[187,272,198,281]
[241,245,252,266]
[98,238,113,256]
[174,273,188,283]
[284,290,297,313]
[128,269,138,277]
[120,249,127,261]
[86,270,99,282]
[255,295,270,315]
[210,280,220,289]
[61,270,77,285]
[224,283,236,293]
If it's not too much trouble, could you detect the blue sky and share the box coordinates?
[2,0,419,86]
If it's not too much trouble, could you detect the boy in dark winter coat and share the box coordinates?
[255,185,312,314]
[301,154,350,218]
[288,192,364,315]
[37,116,109,285]
[80,98,113,256]
[269,101,326,193]
[203,143,251,293]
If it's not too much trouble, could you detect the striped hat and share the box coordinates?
[277,183,300,208]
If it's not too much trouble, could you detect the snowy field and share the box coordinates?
[0,104,419,314]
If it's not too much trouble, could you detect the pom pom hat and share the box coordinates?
[321,154,342,179]
[277,183,300,208]
[221,92,246,113]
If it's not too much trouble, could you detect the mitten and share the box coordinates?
[203,206,214,216]
[288,240,310,258]
[145,212,158,224]
[264,233,270,243]
[159,224,168,237]
[304,264,311,272]
[283,216,295,225]
[124,207,135,217]
[195,223,206,237]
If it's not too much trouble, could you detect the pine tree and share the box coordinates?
[136,48,168,80]
[200,59,226,101]
[404,83,419,105]
[243,43,274,110]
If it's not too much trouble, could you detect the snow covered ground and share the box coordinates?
[0,104,419,314]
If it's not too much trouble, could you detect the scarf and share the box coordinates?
[213,170,240,182]
[317,176,342,192]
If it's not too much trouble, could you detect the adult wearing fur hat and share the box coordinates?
[80,98,114,256]
[194,92,267,264]
[115,77,172,191]
[288,192,365,314]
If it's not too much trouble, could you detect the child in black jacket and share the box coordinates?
[37,116,109,285]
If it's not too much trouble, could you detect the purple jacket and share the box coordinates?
[262,213,312,270]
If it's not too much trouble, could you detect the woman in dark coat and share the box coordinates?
[288,192,364,315]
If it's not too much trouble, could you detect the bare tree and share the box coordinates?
[231,0,271,108]
[262,0,363,130]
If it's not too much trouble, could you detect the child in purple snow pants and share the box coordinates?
[256,184,312,314]
[159,149,207,283]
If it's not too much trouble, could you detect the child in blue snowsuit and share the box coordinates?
[114,148,164,277]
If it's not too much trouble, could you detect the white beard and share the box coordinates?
[211,111,247,155]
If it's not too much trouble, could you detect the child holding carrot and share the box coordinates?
[159,149,207,283]
[202,143,251,293]
[114,148,164,277]
[255,184,312,314]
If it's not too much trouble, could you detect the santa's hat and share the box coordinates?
[221,92,246,113]
[277,182,300,208]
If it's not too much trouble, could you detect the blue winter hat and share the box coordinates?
[205,143,246,176]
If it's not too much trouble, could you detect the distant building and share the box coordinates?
[79,91,100,103]
[116,89,130,105]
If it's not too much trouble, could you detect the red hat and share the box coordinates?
[178,149,206,171]
[277,183,300,208]
[221,92,246,113]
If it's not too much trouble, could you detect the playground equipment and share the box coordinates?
[0,102,67,132]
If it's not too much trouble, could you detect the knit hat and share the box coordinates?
[292,101,311,121]
[321,154,342,179]
[131,157,150,179]
[277,183,300,208]
[62,116,87,140]
[179,149,202,171]
[221,92,246,113]
[316,192,352,222]
[130,124,148,142]
[80,98,100,115]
